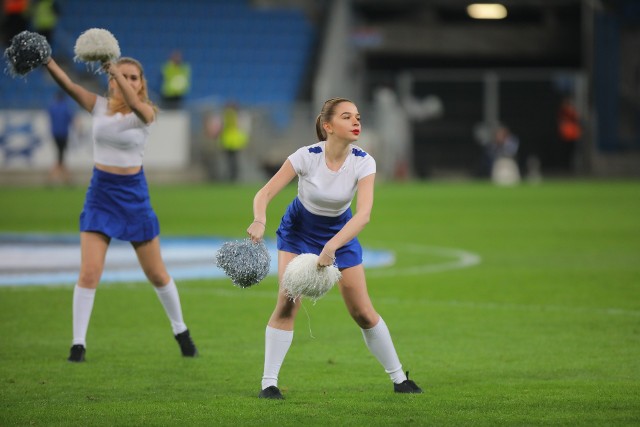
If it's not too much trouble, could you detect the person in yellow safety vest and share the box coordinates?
[220,102,249,182]
[161,49,191,109]
[32,0,59,44]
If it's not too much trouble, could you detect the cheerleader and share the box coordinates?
[247,98,422,399]
[43,56,198,362]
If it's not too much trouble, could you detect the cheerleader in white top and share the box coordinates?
[247,98,422,399]
[43,56,197,362]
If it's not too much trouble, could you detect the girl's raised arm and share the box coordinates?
[45,58,97,113]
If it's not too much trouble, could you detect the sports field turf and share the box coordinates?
[0,180,638,426]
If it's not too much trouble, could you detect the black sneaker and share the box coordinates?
[394,371,423,393]
[174,329,198,357]
[68,344,86,362]
[258,385,284,399]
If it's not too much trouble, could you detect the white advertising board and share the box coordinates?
[0,110,190,171]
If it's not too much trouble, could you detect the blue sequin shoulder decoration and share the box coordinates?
[308,146,323,154]
[352,148,367,157]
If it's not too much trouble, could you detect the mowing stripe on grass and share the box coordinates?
[174,285,640,318]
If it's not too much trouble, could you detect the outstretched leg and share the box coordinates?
[339,265,422,393]
[134,237,197,356]
[69,231,110,362]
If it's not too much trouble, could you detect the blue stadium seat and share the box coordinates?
[2,0,315,122]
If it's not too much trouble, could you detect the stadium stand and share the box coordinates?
[1,0,316,112]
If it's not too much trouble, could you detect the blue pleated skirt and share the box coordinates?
[276,197,362,269]
[79,167,160,242]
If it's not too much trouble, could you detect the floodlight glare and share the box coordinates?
[467,3,508,19]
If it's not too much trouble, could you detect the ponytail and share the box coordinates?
[315,114,326,141]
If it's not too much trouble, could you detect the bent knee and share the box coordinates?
[77,268,102,288]
[351,310,379,329]
[146,272,170,287]
[274,298,300,320]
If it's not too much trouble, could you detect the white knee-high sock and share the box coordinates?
[361,317,407,384]
[262,326,294,390]
[72,285,96,347]
[154,278,187,335]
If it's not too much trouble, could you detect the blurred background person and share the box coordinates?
[2,0,30,46]
[490,125,520,161]
[557,95,582,174]
[46,90,74,186]
[200,109,222,181]
[160,49,191,109]
[31,0,59,46]
[477,124,520,178]
[372,86,412,180]
[219,102,250,182]
[489,125,521,186]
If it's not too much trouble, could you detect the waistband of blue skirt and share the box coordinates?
[293,197,351,224]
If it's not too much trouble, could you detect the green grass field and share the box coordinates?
[1,180,639,426]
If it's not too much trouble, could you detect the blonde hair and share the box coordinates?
[315,97,353,141]
[107,57,157,115]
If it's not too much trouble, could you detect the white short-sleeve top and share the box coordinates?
[91,96,151,167]
[288,141,376,217]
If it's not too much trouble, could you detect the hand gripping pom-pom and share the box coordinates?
[282,254,341,302]
[215,239,271,288]
[74,28,120,66]
[3,31,51,77]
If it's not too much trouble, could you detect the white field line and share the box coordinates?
[4,239,637,318]
[366,243,482,277]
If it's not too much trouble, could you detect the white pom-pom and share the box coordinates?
[73,28,120,63]
[282,254,341,302]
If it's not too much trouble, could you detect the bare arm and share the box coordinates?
[247,159,297,242]
[318,173,375,266]
[45,58,97,112]
[103,62,155,124]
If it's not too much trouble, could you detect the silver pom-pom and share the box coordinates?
[73,28,120,72]
[215,239,271,288]
[282,253,341,302]
[3,31,51,77]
